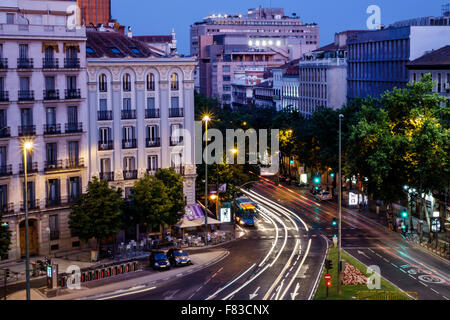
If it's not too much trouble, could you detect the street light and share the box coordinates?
[22,139,33,300]
[338,114,344,295]
[202,115,211,245]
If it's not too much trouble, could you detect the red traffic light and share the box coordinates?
[326,280,332,287]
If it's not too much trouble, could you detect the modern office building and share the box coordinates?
[0,0,88,260]
[191,7,319,105]
[76,0,111,26]
[407,45,450,106]
[85,28,197,206]
[347,26,450,100]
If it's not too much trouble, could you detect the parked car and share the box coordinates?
[149,251,171,270]
[166,248,191,267]
[315,191,333,201]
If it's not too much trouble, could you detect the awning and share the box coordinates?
[64,43,80,53]
[205,217,222,225]
[184,204,204,221]
[175,218,204,229]
[42,42,59,53]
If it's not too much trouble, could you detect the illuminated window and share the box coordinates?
[99,74,107,92]
[123,73,131,92]
[170,73,179,90]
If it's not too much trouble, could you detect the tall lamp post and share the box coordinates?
[23,140,33,300]
[337,114,344,294]
[202,115,211,245]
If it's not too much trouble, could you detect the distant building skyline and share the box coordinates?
[111,0,446,55]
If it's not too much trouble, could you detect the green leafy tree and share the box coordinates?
[131,174,173,232]
[155,168,185,226]
[69,177,123,250]
[0,217,11,259]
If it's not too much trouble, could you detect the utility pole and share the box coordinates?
[202,116,210,246]
[23,141,33,300]
[338,114,344,295]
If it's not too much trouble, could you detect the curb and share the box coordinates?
[73,250,230,300]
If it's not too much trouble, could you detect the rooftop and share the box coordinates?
[134,35,173,43]
[86,29,160,58]
[407,45,450,68]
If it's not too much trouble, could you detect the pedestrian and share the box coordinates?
[417,220,423,243]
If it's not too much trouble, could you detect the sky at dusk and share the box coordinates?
[111,0,446,55]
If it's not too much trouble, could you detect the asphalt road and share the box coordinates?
[99,188,328,301]
[252,178,450,300]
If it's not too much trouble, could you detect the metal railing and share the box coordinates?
[145,108,160,118]
[0,127,10,138]
[42,58,59,69]
[0,165,12,176]
[43,124,61,135]
[18,125,36,136]
[64,58,80,69]
[146,138,160,148]
[43,89,60,100]
[99,172,114,182]
[65,89,81,99]
[20,199,40,211]
[65,122,83,133]
[44,160,64,171]
[66,158,84,169]
[169,108,184,117]
[98,110,113,121]
[17,58,33,69]
[0,91,8,102]
[121,110,136,119]
[19,162,38,174]
[123,170,138,180]
[122,139,136,149]
[98,140,114,151]
[18,90,34,101]
[0,58,8,69]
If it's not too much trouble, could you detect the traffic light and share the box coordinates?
[330,173,335,178]
[289,157,294,165]
[325,259,333,271]
[1,222,8,227]
[401,211,408,219]
[313,176,321,184]
[326,280,332,287]
[332,218,337,227]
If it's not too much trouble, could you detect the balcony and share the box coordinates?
[145,109,160,119]
[64,58,80,69]
[99,171,114,182]
[44,160,63,171]
[17,58,33,69]
[43,89,60,101]
[122,139,136,149]
[0,58,8,69]
[46,197,62,208]
[0,165,12,177]
[19,162,38,174]
[98,140,113,151]
[172,166,185,176]
[18,90,34,101]
[66,157,84,169]
[123,170,138,180]
[0,203,14,213]
[169,108,184,118]
[121,110,136,119]
[42,58,59,69]
[65,122,83,133]
[98,110,113,121]
[170,136,184,146]
[20,199,40,212]
[65,89,81,99]
[0,91,8,102]
[0,127,10,138]
[146,169,159,176]
[18,125,36,136]
[146,138,160,148]
[43,124,61,135]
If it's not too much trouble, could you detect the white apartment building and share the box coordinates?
[86,29,197,205]
[0,0,88,260]
[272,60,300,112]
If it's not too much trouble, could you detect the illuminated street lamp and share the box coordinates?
[22,139,33,300]
[202,115,211,245]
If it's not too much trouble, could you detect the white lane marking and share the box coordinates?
[257,210,279,267]
[400,269,407,273]
[408,274,416,280]
[222,264,270,300]
[383,258,390,263]
[430,288,439,294]
[443,296,449,300]
[205,263,256,300]
[97,286,156,300]
[279,239,312,300]
[391,263,398,268]
[249,286,260,300]
[419,281,428,287]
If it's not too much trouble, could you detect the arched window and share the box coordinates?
[147,73,155,91]
[99,74,107,92]
[123,73,131,92]
[170,73,178,90]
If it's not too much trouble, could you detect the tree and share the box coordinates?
[155,168,185,226]
[69,177,123,250]
[0,217,11,259]
[131,174,173,232]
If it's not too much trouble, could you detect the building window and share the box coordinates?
[223,75,231,82]
[223,65,230,73]
[46,143,57,165]
[99,99,107,111]
[99,74,107,92]
[49,214,59,240]
[6,13,15,24]
[147,73,155,91]
[170,73,179,90]
[123,73,131,91]
[148,155,158,172]
[171,96,179,109]
[68,177,81,202]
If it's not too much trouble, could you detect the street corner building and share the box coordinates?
[0,0,197,262]
[85,27,197,206]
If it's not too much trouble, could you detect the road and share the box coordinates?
[252,177,450,300]
[97,189,328,301]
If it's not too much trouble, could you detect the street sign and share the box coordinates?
[324,273,332,281]
[430,218,441,233]
[220,207,231,223]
